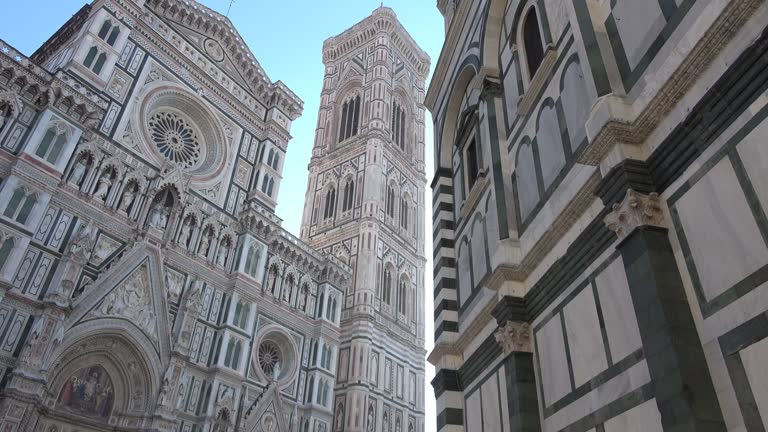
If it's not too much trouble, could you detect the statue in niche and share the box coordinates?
[283,278,292,303]
[176,379,186,409]
[157,376,170,407]
[179,217,194,247]
[395,416,401,432]
[266,267,277,295]
[118,185,137,214]
[298,286,308,311]
[272,361,281,381]
[165,271,184,305]
[335,403,344,429]
[185,280,203,315]
[216,240,229,267]
[68,154,90,187]
[198,231,211,257]
[367,404,375,432]
[92,172,112,201]
[149,203,170,229]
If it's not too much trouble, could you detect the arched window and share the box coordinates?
[330,297,338,322]
[261,175,272,195]
[0,237,14,272]
[97,20,112,40]
[392,101,406,150]
[107,26,120,46]
[386,185,395,218]
[244,243,261,277]
[400,196,408,229]
[93,53,107,74]
[267,178,275,197]
[233,302,242,326]
[3,188,36,225]
[522,8,545,79]
[225,339,235,366]
[398,277,407,316]
[323,187,336,220]
[307,377,315,404]
[232,341,242,369]
[35,126,67,164]
[321,344,328,368]
[382,266,393,305]
[267,149,275,167]
[338,94,361,142]
[83,46,98,69]
[342,178,355,212]
[317,292,325,319]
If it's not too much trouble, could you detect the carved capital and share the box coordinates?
[494,321,532,354]
[604,189,666,241]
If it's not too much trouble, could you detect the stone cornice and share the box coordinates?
[322,7,430,79]
[578,0,763,165]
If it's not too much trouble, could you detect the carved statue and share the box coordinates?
[198,232,211,257]
[298,288,308,311]
[69,222,95,260]
[118,186,136,214]
[179,218,193,247]
[157,377,170,407]
[272,361,281,381]
[149,203,170,229]
[282,282,292,303]
[68,155,89,187]
[93,173,112,201]
[216,242,228,267]
[186,280,203,315]
[176,379,186,409]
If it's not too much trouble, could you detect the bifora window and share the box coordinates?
[338,95,361,142]
[148,110,202,169]
[392,101,406,151]
[465,138,480,190]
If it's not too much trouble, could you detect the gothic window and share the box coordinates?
[98,20,112,40]
[331,297,338,322]
[338,94,361,143]
[522,7,545,80]
[0,236,14,272]
[84,46,97,69]
[35,126,67,164]
[267,149,275,168]
[323,187,336,220]
[342,178,355,212]
[311,340,318,365]
[225,339,242,370]
[321,344,328,369]
[306,377,315,404]
[398,277,407,316]
[391,101,406,150]
[3,188,36,225]
[244,243,261,277]
[465,138,479,190]
[386,185,395,218]
[399,196,408,229]
[267,149,280,170]
[317,292,325,319]
[382,265,393,305]
[234,301,249,329]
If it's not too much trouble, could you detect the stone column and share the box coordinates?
[604,189,726,431]
[493,313,541,432]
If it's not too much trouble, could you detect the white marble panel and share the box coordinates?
[481,374,502,432]
[544,0,569,43]
[497,368,511,432]
[612,0,665,70]
[564,288,608,387]
[466,391,482,432]
[740,336,768,427]
[736,118,768,215]
[676,158,768,301]
[536,315,572,406]
[604,399,663,432]
[595,257,642,362]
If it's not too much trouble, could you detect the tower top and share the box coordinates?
[321,6,431,79]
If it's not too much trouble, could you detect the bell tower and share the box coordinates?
[300,7,430,432]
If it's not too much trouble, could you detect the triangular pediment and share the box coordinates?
[66,243,172,365]
[243,384,290,432]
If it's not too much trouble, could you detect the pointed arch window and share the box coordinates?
[382,266,393,305]
[338,95,361,143]
[391,102,406,151]
[522,8,545,79]
[83,46,107,75]
[386,185,395,219]
[97,19,120,46]
[398,277,407,316]
[35,126,68,164]
[3,188,37,225]
[342,178,355,212]
[0,237,14,272]
[400,196,408,229]
[98,20,112,40]
[323,187,336,220]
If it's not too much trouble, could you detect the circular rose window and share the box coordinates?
[148,111,202,169]
[137,85,228,182]
[252,325,299,387]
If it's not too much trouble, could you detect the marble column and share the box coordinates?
[494,320,541,432]
[605,189,726,432]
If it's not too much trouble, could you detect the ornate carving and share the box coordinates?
[494,321,532,354]
[604,189,666,241]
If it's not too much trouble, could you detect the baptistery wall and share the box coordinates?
[0,1,348,432]
[428,0,768,431]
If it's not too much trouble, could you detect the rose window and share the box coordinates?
[148,111,201,169]
[258,341,282,378]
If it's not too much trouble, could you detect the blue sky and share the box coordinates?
[0,0,443,430]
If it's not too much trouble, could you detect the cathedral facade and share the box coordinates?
[427,0,768,431]
[299,8,430,432]
[0,1,350,432]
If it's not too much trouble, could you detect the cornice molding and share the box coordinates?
[322,7,430,78]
